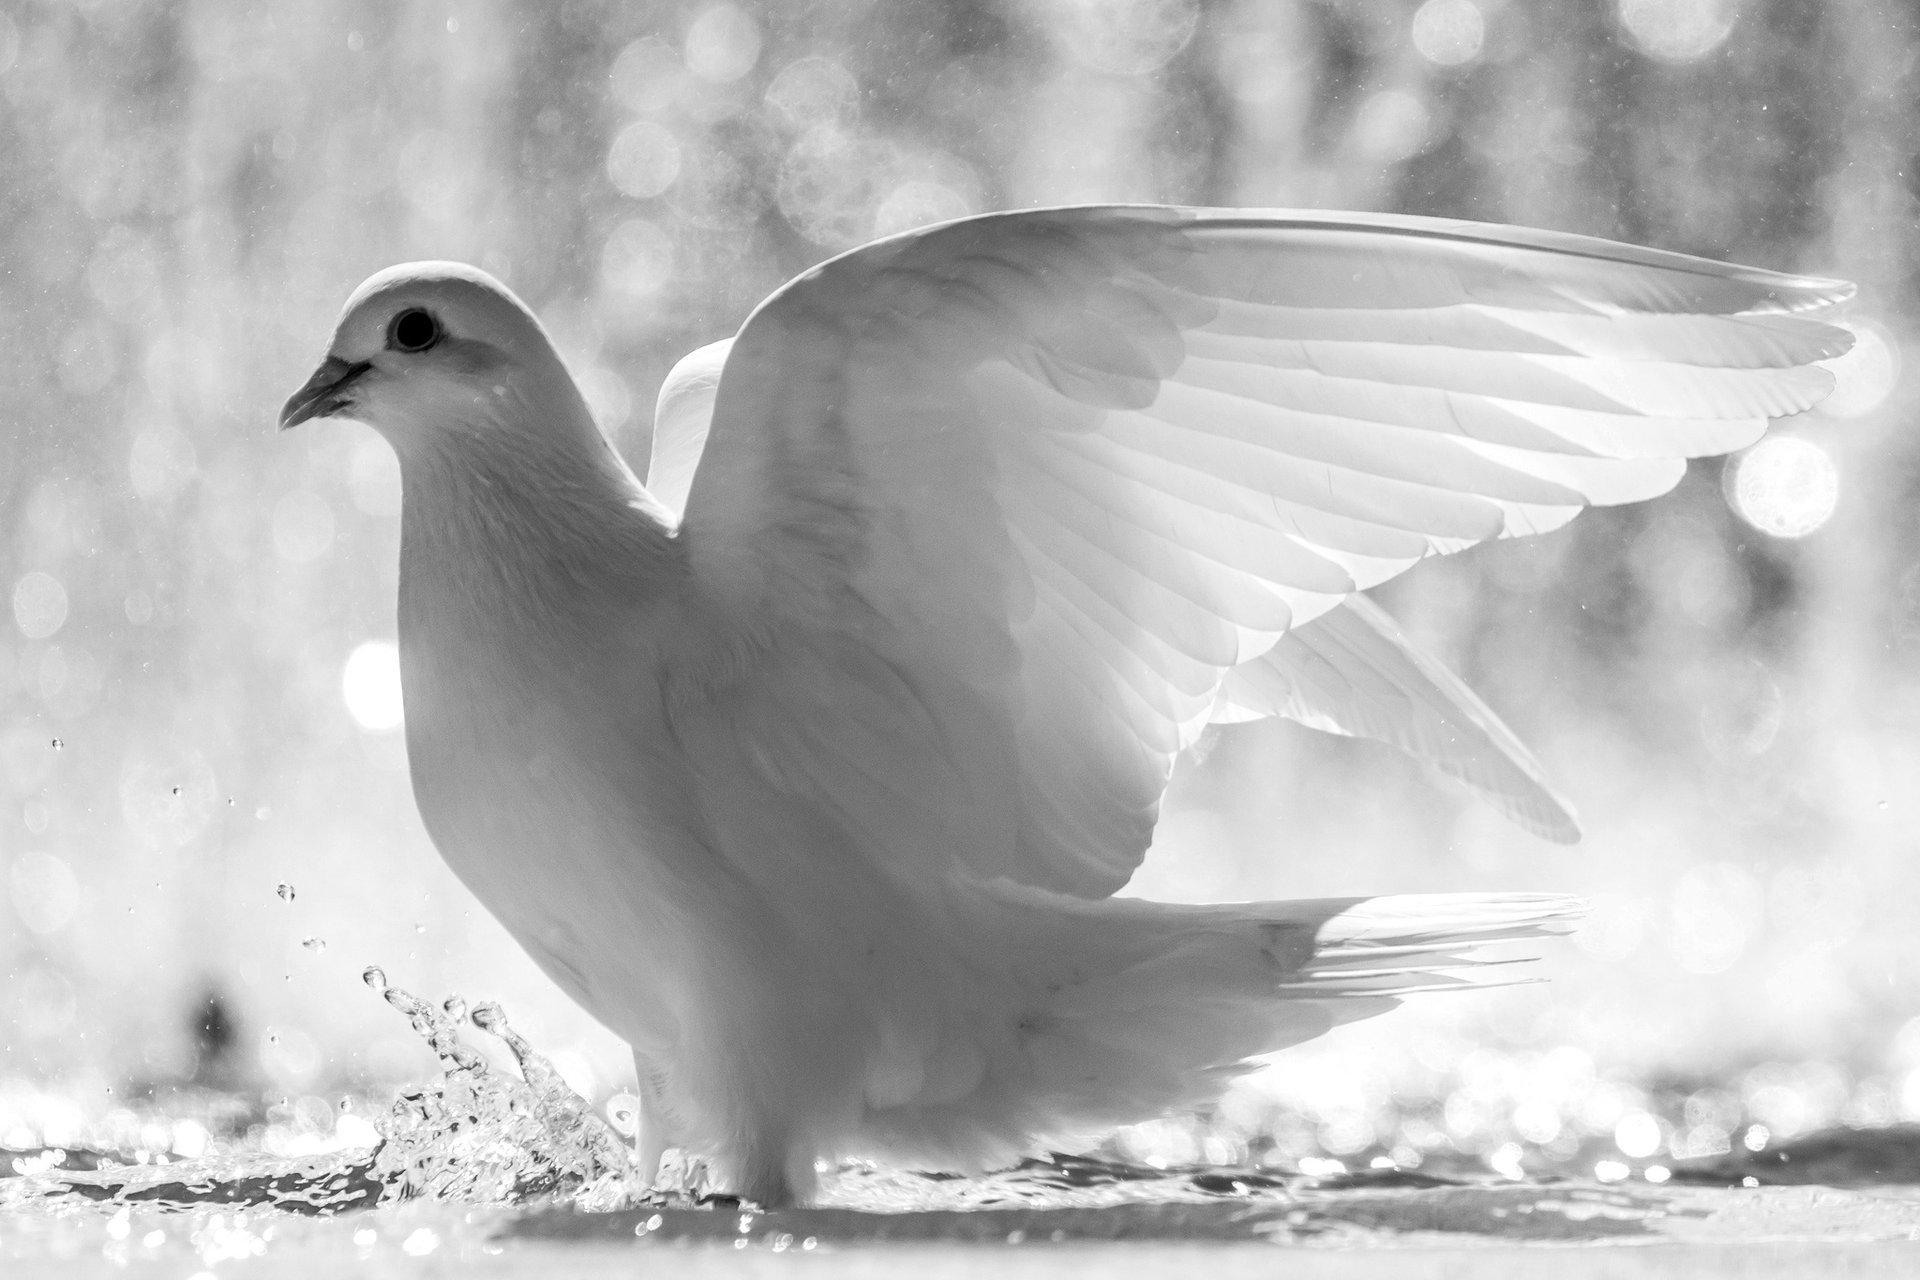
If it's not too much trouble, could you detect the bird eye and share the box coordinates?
[388,308,441,353]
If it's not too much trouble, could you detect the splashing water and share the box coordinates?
[368,981,634,1210]
[1,971,641,1220]
[11,971,1920,1270]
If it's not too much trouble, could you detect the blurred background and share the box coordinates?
[1,0,1916,1177]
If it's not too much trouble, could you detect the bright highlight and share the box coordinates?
[1726,436,1838,539]
[1618,0,1739,63]
[342,640,405,731]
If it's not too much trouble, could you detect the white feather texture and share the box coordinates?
[282,208,1851,1206]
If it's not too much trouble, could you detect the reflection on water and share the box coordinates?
[7,975,1920,1272]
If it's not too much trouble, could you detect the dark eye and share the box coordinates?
[388,308,441,353]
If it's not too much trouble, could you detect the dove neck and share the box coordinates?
[396,422,678,634]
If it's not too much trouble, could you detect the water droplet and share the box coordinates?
[362,966,388,993]
[471,1001,505,1033]
[49,738,63,750]
[104,1085,113,1095]
[276,883,296,902]
[227,797,236,807]
[170,785,181,796]
[414,922,426,934]
[302,936,326,954]
[606,1094,641,1136]
[443,994,467,1022]
[269,1033,280,1044]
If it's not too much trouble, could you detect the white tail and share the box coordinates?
[1271,892,1588,999]
[856,887,1585,1171]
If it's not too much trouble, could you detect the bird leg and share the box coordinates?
[632,1054,710,1200]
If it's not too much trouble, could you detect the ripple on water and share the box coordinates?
[10,979,1920,1262]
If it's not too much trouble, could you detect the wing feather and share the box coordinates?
[671,206,1851,895]
[1217,595,1580,843]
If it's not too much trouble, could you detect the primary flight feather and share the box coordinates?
[282,206,1851,1206]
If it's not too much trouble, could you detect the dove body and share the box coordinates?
[359,331,1098,1201]
[388,435,1213,1201]
[366,325,888,1198]
[282,209,1851,1205]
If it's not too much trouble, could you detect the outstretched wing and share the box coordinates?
[651,333,1579,842]
[670,206,1850,897]
[1213,593,1580,842]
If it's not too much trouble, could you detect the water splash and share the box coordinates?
[12,972,1920,1248]
[1,974,639,1217]
[354,979,635,1210]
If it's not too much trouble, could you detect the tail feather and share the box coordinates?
[1283,892,1586,999]
[858,885,1584,1170]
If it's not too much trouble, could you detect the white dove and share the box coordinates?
[281,206,1850,1206]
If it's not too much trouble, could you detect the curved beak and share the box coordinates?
[280,355,372,429]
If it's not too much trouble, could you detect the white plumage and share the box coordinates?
[281,207,1850,1205]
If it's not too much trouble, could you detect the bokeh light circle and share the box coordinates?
[1043,0,1200,76]
[348,439,402,518]
[764,57,858,131]
[609,37,683,114]
[1618,0,1740,63]
[343,641,405,732]
[607,121,682,199]
[684,4,761,83]
[577,367,633,435]
[1411,0,1486,67]
[1820,320,1901,419]
[1614,1111,1663,1158]
[1725,436,1839,538]
[873,180,972,238]
[10,851,79,935]
[13,571,69,639]
[777,127,895,247]
[1353,91,1432,163]
[600,219,676,297]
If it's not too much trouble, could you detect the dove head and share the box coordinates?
[281,262,604,464]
